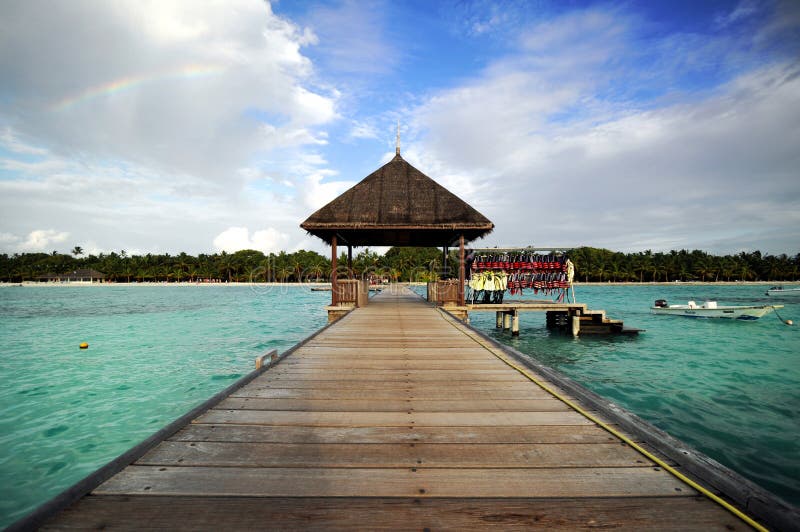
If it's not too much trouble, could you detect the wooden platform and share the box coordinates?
[453,300,638,336]
[37,287,752,530]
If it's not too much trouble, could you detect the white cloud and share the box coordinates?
[213,227,291,254]
[12,229,71,252]
[0,0,336,186]
[715,0,759,28]
[349,120,380,140]
[0,128,48,155]
[0,232,19,246]
[0,1,343,255]
[301,172,356,211]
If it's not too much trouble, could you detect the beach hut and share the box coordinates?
[301,138,493,313]
[36,269,106,283]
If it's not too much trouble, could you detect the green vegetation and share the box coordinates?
[0,247,444,283]
[0,246,797,283]
[567,247,799,282]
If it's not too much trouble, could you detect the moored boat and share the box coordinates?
[651,299,783,320]
[765,286,800,296]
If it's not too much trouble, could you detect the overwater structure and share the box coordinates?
[11,144,799,530]
[301,138,493,318]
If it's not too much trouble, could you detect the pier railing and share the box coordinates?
[335,279,369,307]
[426,280,460,305]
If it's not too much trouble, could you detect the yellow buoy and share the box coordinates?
[79,342,89,349]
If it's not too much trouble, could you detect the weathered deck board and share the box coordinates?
[40,286,752,530]
[42,496,746,531]
[231,386,552,400]
[239,379,563,392]
[171,424,619,444]
[137,441,654,468]
[216,397,569,411]
[95,466,693,498]
[196,409,594,426]
[281,360,508,369]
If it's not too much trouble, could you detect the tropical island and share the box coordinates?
[1,246,797,283]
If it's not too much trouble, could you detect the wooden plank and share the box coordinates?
[239,380,563,393]
[230,387,552,400]
[291,346,494,355]
[42,496,746,531]
[198,410,595,427]
[173,424,618,444]
[307,338,474,342]
[281,360,507,369]
[263,371,531,382]
[305,342,479,348]
[216,397,570,412]
[94,466,696,498]
[138,442,654,468]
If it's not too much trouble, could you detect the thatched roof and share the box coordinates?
[37,269,106,281]
[301,153,493,246]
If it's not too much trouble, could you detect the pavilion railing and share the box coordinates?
[336,279,369,307]
[427,280,460,306]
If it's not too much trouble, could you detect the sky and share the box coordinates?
[0,0,798,257]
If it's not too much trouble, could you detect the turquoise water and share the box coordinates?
[0,285,328,528]
[1,284,798,527]
[459,284,800,507]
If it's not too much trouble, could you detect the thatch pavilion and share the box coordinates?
[301,140,493,311]
[36,268,106,283]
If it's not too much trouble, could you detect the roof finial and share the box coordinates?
[395,121,401,155]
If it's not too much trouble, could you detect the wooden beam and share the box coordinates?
[458,235,465,306]
[331,234,338,306]
[347,245,353,278]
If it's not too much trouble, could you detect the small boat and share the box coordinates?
[765,286,800,296]
[651,300,783,320]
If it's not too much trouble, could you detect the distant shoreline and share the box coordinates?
[2,280,794,288]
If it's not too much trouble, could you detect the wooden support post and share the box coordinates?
[331,234,338,306]
[503,312,511,330]
[512,310,519,336]
[458,234,465,307]
[496,311,503,328]
[347,245,353,278]
[571,313,581,337]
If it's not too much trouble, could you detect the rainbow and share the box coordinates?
[52,64,225,111]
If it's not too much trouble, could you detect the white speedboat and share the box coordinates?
[766,286,800,296]
[651,300,783,320]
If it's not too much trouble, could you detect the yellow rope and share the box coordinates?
[436,308,768,532]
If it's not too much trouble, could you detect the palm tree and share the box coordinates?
[308,262,325,282]
[693,259,715,282]
[71,246,83,257]
[594,263,607,282]
[738,262,753,282]
[277,266,292,282]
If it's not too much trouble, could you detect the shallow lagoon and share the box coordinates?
[0,283,797,526]
[0,285,328,527]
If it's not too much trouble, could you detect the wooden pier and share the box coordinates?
[455,301,636,336]
[20,286,780,530]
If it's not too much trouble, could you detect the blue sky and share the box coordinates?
[0,0,798,256]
